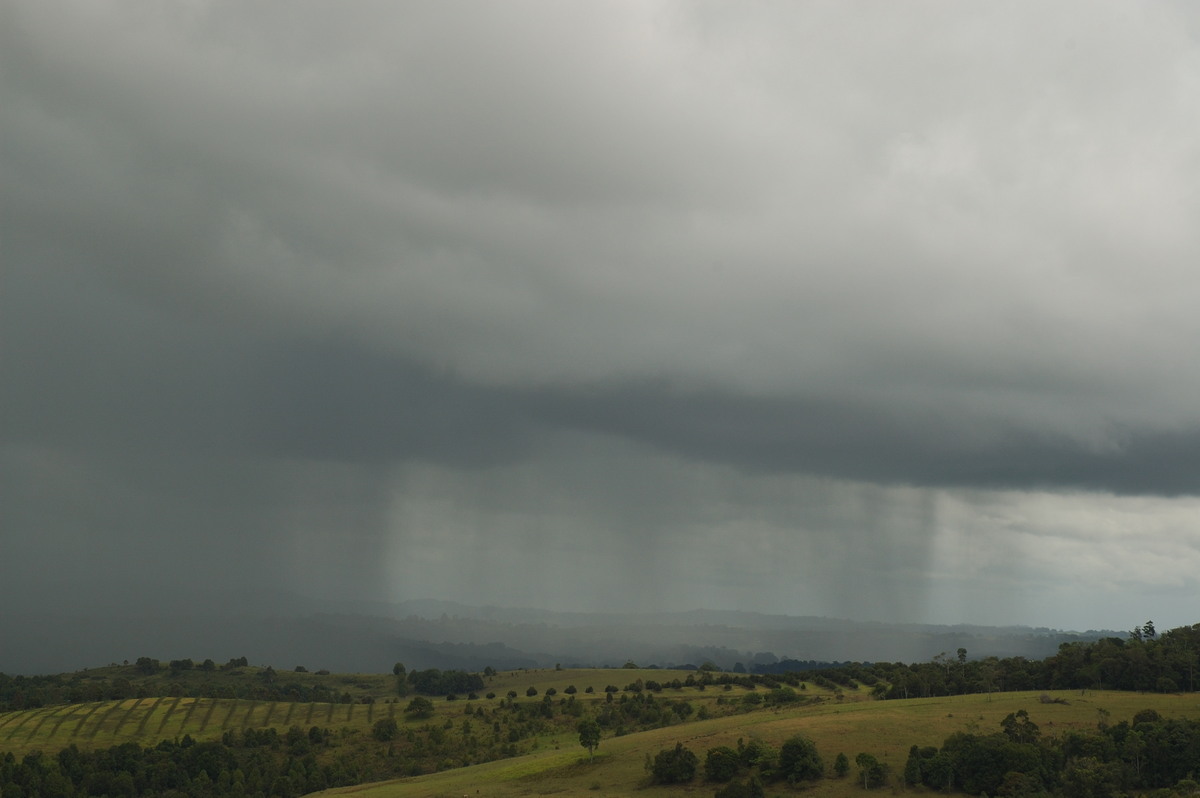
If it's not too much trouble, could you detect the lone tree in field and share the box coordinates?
[405,696,434,719]
[577,718,601,760]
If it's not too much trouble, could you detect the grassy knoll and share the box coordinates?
[308,689,1200,798]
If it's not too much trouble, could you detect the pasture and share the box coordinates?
[5,666,1198,798]
[0,697,401,758]
[0,668,808,759]
[308,689,1200,798]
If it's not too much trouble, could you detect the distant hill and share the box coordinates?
[0,595,1114,675]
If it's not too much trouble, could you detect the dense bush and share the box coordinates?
[906,709,1200,796]
[406,669,485,696]
[714,777,765,798]
[778,735,824,783]
[404,696,434,718]
[704,745,740,782]
[652,743,698,784]
[371,718,398,742]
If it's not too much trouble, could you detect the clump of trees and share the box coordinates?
[900,706,1200,797]
[874,621,1200,699]
[405,669,485,696]
[692,734,824,792]
[0,728,353,797]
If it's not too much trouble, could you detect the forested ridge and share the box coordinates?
[869,621,1198,699]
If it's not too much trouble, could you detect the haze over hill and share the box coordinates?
[0,597,1113,676]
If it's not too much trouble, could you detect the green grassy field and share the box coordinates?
[40,662,403,703]
[307,689,1200,798]
[5,667,1199,798]
[0,697,408,758]
[0,668,789,759]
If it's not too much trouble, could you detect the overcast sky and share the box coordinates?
[4,1,1200,636]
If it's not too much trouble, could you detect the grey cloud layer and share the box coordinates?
[9,252,1198,495]
[7,2,1198,442]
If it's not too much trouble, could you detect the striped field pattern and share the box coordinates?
[0,699,382,758]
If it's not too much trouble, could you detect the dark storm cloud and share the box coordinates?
[10,241,1197,493]
[247,338,536,466]
[535,382,1200,495]
[1,256,530,468]
[6,1,1198,492]
[3,0,1199,641]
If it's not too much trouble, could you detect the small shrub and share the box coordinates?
[715,778,765,798]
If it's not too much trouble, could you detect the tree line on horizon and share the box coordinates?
[2,621,1197,715]
[867,621,1198,700]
